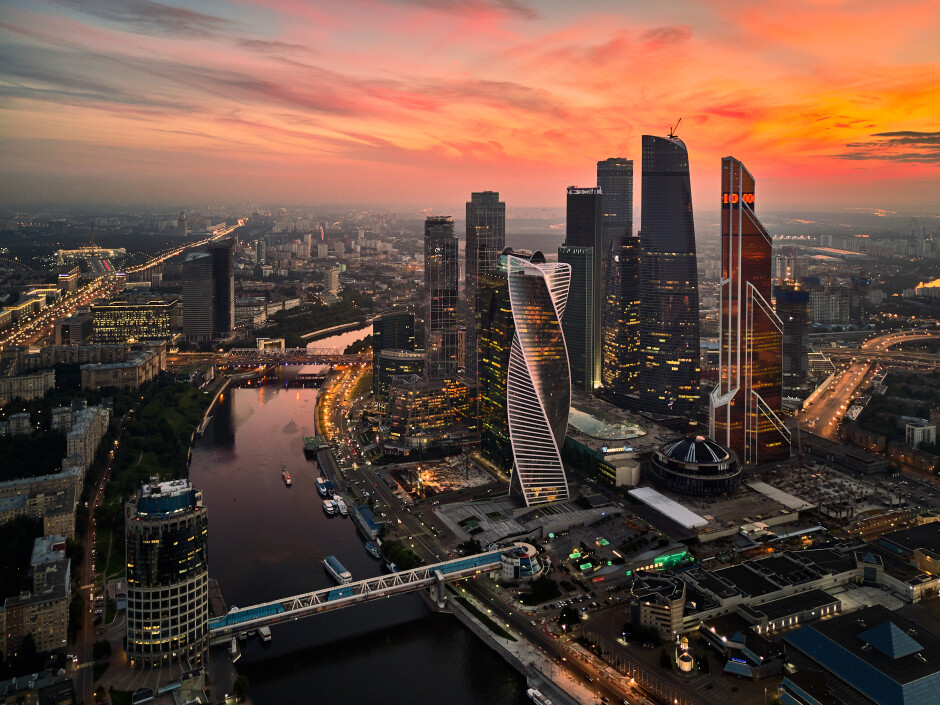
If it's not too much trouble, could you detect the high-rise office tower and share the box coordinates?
[774,284,810,398]
[182,239,234,342]
[465,191,506,380]
[637,135,701,415]
[373,310,417,397]
[598,158,640,404]
[479,248,529,473]
[558,187,602,392]
[125,478,208,669]
[709,157,790,465]
[424,216,459,379]
[506,253,571,506]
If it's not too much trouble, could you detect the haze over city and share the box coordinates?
[2,0,939,209]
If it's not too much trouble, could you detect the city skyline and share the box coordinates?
[2,1,939,210]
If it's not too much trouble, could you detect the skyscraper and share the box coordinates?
[598,158,640,404]
[558,187,602,391]
[424,216,459,379]
[774,284,810,398]
[372,310,417,398]
[506,253,571,506]
[182,238,234,342]
[637,135,701,415]
[465,191,506,380]
[125,478,208,669]
[709,157,790,465]
[479,248,530,473]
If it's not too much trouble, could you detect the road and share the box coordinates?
[799,330,940,439]
[74,400,139,703]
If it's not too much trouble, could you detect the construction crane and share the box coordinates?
[668,117,683,138]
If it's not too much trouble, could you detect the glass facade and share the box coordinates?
[774,285,810,397]
[648,436,741,497]
[506,255,571,506]
[125,480,209,669]
[424,217,459,380]
[478,251,518,473]
[637,135,700,416]
[559,187,602,391]
[465,192,505,380]
[182,238,234,342]
[92,299,180,343]
[709,158,790,465]
[598,159,641,405]
[372,311,416,397]
[374,349,425,403]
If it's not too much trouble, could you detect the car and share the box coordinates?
[586,676,593,682]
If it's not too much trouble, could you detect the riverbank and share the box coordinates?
[301,318,374,342]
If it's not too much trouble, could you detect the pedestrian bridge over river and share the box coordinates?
[207,550,504,645]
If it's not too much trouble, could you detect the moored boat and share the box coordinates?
[334,495,348,516]
[316,477,329,497]
[526,688,553,705]
[258,626,272,644]
[365,542,381,559]
[322,499,338,516]
[323,555,352,584]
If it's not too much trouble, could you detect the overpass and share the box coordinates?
[207,549,504,644]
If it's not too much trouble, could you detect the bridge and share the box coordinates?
[221,348,369,364]
[207,550,504,644]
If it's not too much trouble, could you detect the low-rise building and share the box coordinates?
[91,298,180,343]
[81,348,163,390]
[54,313,93,346]
[905,420,936,448]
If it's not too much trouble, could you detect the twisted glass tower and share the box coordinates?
[637,135,701,415]
[506,254,571,506]
[709,157,790,465]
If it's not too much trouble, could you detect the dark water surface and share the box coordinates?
[188,367,529,705]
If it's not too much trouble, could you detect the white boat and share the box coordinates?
[334,496,348,516]
[316,477,329,497]
[258,626,272,643]
[323,555,352,584]
[322,500,338,516]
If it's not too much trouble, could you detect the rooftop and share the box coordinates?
[628,487,708,529]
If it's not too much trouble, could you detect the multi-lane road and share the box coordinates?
[799,330,940,439]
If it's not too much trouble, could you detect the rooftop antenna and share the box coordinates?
[668,117,683,138]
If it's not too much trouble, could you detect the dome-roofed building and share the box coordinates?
[649,435,741,497]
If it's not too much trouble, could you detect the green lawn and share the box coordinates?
[449,589,516,641]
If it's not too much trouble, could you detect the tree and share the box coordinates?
[659,648,671,669]
[700,652,710,674]
[558,606,580,632]
[93,640,112,660]
[233,674,250,701]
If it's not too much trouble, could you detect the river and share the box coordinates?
[188,357,529,705]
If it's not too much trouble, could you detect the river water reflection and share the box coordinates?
[188,364,528,705]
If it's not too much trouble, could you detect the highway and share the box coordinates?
[799,330,940,439]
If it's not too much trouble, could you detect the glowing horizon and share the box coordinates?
[1,0,938,210]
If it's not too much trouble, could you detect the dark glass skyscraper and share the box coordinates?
[709,157,790,464]
[637,135,700,415]
[424,216,459,379]
[465,191,505,380]
[774,284,810,398]
[182,238,234,342]
[479,248,527,473]
[372,310,416,397]
[598,158,640,404]
[558,187,602,391]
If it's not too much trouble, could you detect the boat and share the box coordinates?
[334,495,348,517]
[257,626,272,644]
[323,555,352,584]
[365,542,381,559]
[316,477,329,497]
[322,500,338,516]
[237,631,248,642]
[324,479,335,496]
[384,558,399,573]
[526,688,553,705]
[282,467,292,486]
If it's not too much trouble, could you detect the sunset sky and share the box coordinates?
[1,0,939,210]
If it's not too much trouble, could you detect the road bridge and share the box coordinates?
[221,348,369,364]
[207,550,504,644]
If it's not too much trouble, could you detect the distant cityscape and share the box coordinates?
[1,126,939,705]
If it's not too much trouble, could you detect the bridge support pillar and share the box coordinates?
[433,570,447,609]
